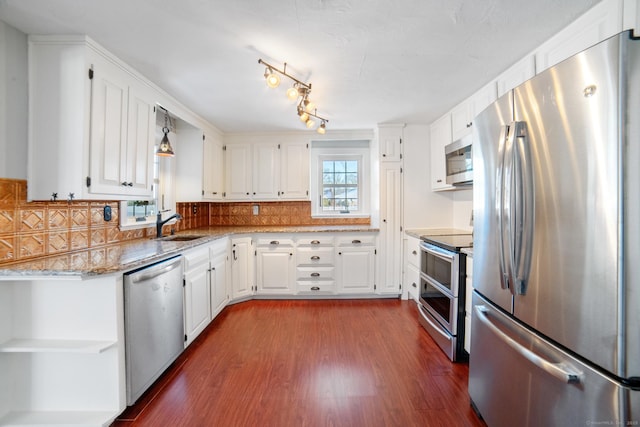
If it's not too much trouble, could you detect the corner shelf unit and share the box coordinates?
[0,275,126,427]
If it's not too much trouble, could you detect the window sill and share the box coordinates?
[311,213,371,219]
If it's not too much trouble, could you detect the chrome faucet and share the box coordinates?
[156,211,182,238]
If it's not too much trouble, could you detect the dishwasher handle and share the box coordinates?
[128,257,182,283]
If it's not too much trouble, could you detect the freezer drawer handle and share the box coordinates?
[475,305,582,384]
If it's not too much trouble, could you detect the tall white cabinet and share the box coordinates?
[377,124,404,295]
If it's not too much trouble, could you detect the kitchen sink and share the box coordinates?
[157,235,207,242]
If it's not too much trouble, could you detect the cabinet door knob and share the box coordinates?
[412,282,417,288]
[437,179,442,183]
[412,250,417,255]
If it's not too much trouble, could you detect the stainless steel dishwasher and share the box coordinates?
[124,255,184,405]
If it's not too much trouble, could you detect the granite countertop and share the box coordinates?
[404,228,472,239]
[0,225,378,279]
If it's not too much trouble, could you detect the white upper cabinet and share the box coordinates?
[496,54,536,97]
[28,35,156,201]
[623,0,640,36]
[203,131,224,201]
[378,124,404,162]
[430,114,454,191]
[535,0,623,73]
[224,143,253,200]
[279,141,309,199]
[252,142,280,200]
[224,140,309,201]
[175,125,224,202]
[451,81,497,141]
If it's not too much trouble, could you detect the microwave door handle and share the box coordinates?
[496,124,511,291]
[512,122,534,295]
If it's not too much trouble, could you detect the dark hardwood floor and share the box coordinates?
[112,299,486,427]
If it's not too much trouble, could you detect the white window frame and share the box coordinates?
[310,142,370,218]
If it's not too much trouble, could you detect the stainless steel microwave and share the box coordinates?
[445,134,473,185]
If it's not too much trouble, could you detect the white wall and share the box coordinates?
[0,20,27,179]
[452,188,473,232]
[402,124,456,229]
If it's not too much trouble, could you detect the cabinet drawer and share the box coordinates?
[296,266,334,280]
[296,236,334,246]
[296,281,336,295]
[255,237,294,247]
[406,237,421,268]
[296,247,335,265]
[336,234,376,247]
[183,247,210,271]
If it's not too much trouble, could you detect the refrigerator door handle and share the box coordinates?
[496,124,511,291]
[512,121,534,295]
[475,305,583,384]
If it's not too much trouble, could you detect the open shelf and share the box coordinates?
[0,410,118,426]
[0,339,117,354]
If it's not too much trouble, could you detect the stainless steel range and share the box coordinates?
[417,233,472,361]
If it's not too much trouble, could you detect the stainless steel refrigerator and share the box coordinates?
[469,30,640,426]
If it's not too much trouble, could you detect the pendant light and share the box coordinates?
[156,110,175,157]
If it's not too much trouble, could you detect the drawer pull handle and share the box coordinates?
[311,273,320,277]
[311,256,320,260]
[311,240,321,245]
[311,286,320,291]
[270,241,279,245]
[352,239,361,244]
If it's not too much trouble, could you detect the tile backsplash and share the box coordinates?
[0,179,370,266]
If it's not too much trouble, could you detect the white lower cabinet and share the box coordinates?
[403,234,421,302]
[0,276,126,426]
[255,238,295,295]
[209,239,229,318]
[336,235,376,294]
[183,246,211,347]
[295,235,335,295]
[230,236,254,300]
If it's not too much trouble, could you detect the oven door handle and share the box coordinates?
[418,304,451,340]
[419,242,455,262]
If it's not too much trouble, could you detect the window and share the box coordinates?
[310,141,370,217]
[321,158,360,212]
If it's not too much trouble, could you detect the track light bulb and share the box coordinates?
[305,118,315,128]
[317,121,326,134]
[299,110,309,122]
[305,100,316,112]
[286,85,299,100]
[265,68,280,88]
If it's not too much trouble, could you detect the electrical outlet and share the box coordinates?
[192,205,198,214]
[252,204,259,215]
[103,205,112,222]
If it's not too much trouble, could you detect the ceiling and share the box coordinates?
[0,0,600,133]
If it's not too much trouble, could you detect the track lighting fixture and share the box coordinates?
[258,58,329,132]
[156,108,175,157]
